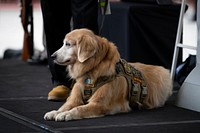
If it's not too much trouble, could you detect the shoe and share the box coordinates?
[48,85,71,101]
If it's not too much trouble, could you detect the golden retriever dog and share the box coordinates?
[44,28,172,121]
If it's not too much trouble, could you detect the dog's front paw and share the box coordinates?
[55,111,73,122]
[44,110,60,121]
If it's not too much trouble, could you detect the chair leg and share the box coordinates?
[175,0,200,112]
[170,0,187,80]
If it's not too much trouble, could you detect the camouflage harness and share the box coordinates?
[115,59,148,108]
[82,59,148,108]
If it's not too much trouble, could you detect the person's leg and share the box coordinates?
[71,0,99,35]
[40,0,73,100]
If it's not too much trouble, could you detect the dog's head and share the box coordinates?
[51,28,99,66]
[52,28,120,79]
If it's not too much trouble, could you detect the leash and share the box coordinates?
[98,0,109,35]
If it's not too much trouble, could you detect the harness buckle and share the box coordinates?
[131,83,140,96]
[141,85,148,99]
[84,89,92,96]
[84,89,92,102]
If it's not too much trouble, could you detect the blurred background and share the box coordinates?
[0,0,43,59]
[0,0,197,61]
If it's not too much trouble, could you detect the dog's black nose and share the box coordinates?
[51,54,57,60]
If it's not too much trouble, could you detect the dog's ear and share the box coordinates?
[77,35,97,63]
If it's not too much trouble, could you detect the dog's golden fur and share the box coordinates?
[44,28,172,121]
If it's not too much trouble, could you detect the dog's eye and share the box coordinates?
[65,42,71,46]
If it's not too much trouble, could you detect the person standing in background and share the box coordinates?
[40,0,99,101]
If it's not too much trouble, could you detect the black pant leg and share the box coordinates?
[71,0,99,35]
[40,0,73,87]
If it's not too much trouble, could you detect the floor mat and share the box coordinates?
[0,59,200,133]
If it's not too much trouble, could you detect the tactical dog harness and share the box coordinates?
[82,59,148,108]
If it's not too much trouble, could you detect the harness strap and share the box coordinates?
[116,59,148,109]
[81,59,148,108]
[83,75,116,103]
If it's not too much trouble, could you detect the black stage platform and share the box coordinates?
[0,59,200,133]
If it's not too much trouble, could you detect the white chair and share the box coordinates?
[171,0,200,112]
